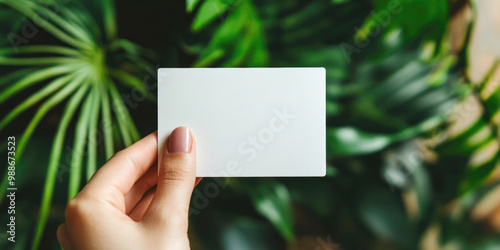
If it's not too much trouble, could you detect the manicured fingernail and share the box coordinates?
[168,127,192,154]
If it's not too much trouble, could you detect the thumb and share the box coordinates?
[142,126,196,230]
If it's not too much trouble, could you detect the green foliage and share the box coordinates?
[242,180,294,241]
[0,0,153,248]
[190,0,268,67]
[356,188,413,247]
[357,0,448,58]
[186,0,500,249]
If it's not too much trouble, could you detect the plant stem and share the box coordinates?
[108,81,132,146]
[0,56,81,65]
[32,83,90,250]
[0,72,78,130]
[86,82,101,180]
[0,64,80,105]
[68,86,95,200]
[0,45,85,57]
[3,0,93,51]
[100,81,115,159]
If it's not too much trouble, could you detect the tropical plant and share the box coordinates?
[0,0,155,248]
[186,0,500,249]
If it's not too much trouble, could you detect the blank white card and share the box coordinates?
[158,68,325,177]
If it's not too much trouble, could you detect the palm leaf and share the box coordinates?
[1,0,93,50]
[68,85,95,200]
[0,71,79,130]
[0,64,79,104]
[86,83,101,180]
[0,1,153,248]
[32,83,90,249]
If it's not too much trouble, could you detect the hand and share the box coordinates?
[57,127,201,249]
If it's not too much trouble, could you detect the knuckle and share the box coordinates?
[136,179,155,195]
[137,179,150,191]
[159,155,193,182]
[143,170,158,188]
[109,149,124,161]
[159,165,191,182]
[65,198,91,222]
[56,225,65,242]
[115,150,140,168]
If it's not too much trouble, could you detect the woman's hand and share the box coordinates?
[57,127,201,249]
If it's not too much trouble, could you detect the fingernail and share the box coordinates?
[168,127,192,154]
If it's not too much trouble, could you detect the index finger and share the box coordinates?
[81,132,158,200]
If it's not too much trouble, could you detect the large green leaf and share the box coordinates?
[192,0,268,67]
[249,181,294,241]
[327,127,393,156]
[327,115,442,156]
[356,188,413,247]
[191,0,233,31]
[357,0,448,58]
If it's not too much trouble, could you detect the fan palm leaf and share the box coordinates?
[0,0,154,248]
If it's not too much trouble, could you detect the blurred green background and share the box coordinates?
[1,0,500,249]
